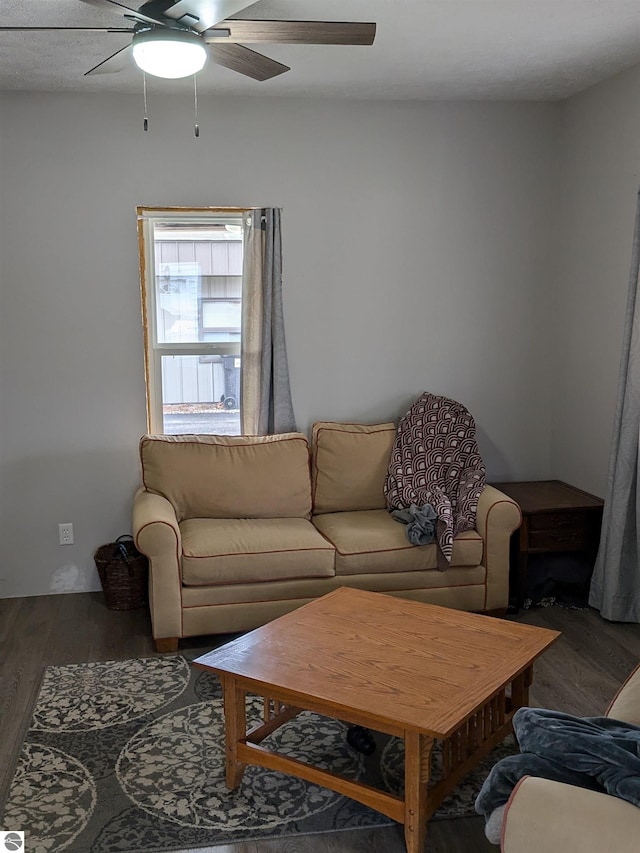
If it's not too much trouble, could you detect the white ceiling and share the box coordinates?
[2,1,640,100]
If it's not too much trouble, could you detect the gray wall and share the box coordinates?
[1,92,557,597]
[550,64,640,497]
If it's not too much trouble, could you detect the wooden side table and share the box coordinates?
[490,480,604,606]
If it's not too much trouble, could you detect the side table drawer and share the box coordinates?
[530,513,587,531]
[529,529,588,551]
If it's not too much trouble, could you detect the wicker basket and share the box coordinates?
[94,535,149,611]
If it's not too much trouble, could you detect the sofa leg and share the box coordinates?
[155,637,179,653]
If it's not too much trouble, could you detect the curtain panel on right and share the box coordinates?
[590,188,640,622]
[241,208,296,436]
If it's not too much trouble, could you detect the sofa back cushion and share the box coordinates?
[311,422,396,514]
[140,433,312,521]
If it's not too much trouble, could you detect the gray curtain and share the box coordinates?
[240,208,296,435]
[589,189,640,622]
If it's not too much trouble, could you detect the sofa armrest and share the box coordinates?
[133,488,183,642]
[502,776,640,853]
[475,485,521,611]
[606,663,640,724]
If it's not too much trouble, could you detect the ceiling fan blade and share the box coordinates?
[207,20,377,45]
[207,43,289,81]
[164,0,252,33]
[85,43,133,75]
[0,26,134,33]
[78,0,167,27]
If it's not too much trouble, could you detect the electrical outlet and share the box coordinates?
[58,523,74,545]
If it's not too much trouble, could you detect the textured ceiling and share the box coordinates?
[2,1,640,100]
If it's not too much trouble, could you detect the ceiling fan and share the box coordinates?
[0,0,377,81]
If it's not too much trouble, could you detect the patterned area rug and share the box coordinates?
[1,656,516,852]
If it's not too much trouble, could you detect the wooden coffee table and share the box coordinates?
[193,588,559,852]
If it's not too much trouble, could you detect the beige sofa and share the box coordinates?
[501,663,640,852]
[133,422,521,652]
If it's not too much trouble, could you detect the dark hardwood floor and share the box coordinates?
[1,592,639,852]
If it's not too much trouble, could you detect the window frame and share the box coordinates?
[137,206,249,433]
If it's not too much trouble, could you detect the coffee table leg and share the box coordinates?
[221,675,247,789]
[404,731,433,853]
[510,666,532,711]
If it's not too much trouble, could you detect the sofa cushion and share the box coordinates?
[311,421,396,514]
[140,433,312,522]
[312,509,483,575]
[180,517,336,586]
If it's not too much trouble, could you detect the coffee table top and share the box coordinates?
[194,588,559,738]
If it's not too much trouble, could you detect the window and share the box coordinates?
[138,207,247,435]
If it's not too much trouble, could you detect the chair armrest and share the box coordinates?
[133,488,182,642]
[476,485,521,611]
[606,663,640,724]
[502,776,640,853]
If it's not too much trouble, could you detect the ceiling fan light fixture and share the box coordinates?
[132,28,206,79]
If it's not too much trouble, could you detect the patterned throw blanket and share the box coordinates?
[384,393,486,566]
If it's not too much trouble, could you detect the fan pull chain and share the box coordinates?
[193,75,200,138]
[143,71,149,132]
